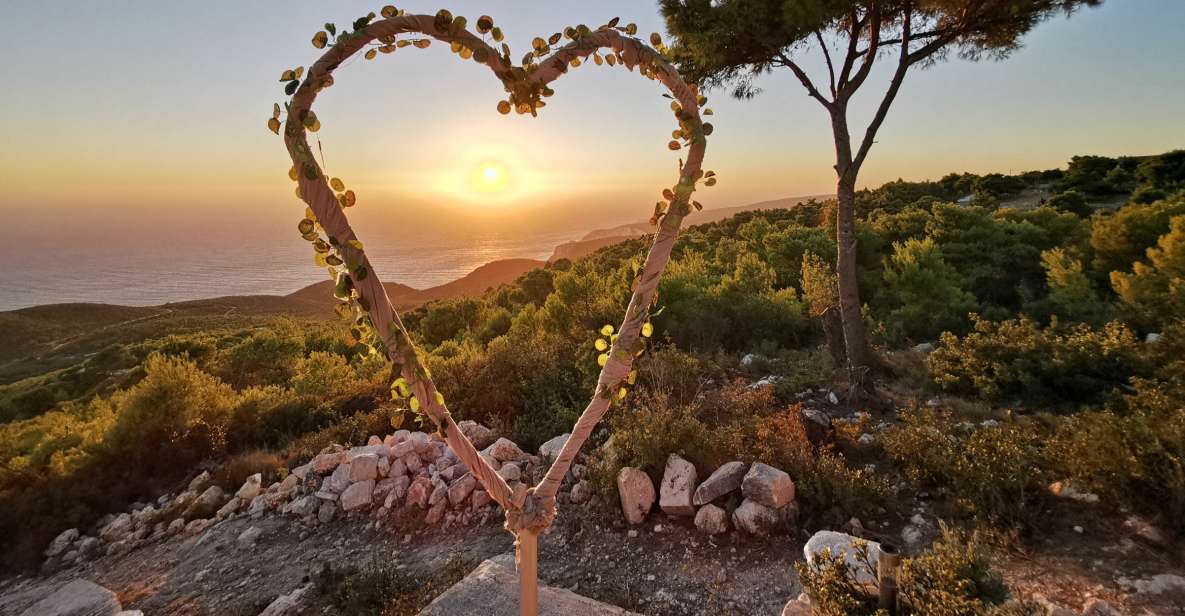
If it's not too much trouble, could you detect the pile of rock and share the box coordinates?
[44,470,238,570]
[616,456,798,536]
[44,422,574,570]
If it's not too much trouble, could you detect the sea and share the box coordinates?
[1,229,583,312]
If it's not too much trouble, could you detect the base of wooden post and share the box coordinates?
[516,530,539,616]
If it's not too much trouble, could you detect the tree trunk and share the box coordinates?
[821,306,847,369]
[835,174,873,391]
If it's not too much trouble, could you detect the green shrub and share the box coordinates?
[1091,193,1185,276]
[876,237,976,345]
[883,407,1050,528]
[219,324,304,388]
[929,316,1146,406]
[104,353,237,469]
[1045,190,1091,218]
[1049,354,1185,533]
[1111,214,1185,328]
[291,351,355,398]
[313,552,475,616]
[899,527,1012,615]
[795,527,1018,616]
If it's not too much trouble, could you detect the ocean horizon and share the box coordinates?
[2,229,583,312]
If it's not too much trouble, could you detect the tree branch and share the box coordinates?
[836,8,864,90]
[815,30,837,98]
[850,2,911,176]
[777,52,834,110]
[841,3,882,97]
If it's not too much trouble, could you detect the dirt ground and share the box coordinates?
[2,494,1183,616]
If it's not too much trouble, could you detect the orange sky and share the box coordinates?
[3,1,1184,247]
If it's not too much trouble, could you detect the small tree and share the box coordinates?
[661,0,1101,391]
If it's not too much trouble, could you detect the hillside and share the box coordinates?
[580,195,828,241]
[287,257,544,310]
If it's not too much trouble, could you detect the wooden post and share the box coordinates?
[877,543,900,616]
[516,530,539,616]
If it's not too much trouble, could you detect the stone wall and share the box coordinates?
[42,422,578,571]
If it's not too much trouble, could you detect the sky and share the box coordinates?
[1,0,1183,253]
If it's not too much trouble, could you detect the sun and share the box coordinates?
[471,161,510,194]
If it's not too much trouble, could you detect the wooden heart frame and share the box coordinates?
[276,10,710,615]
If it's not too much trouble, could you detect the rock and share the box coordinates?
[497,462,522,482]
[275,473,300,497]
[485,438,525,463]
[340,479,375,511]
[184,518,212,535]
[804,531,882,586]
[216,496,242,519]
[569,480,591,504]
[429,482,448,507]
[694,504,729,535]
[409,432,433,454]
[391,439,416,458]
[237,526,263,548]
[449,474,477,506]
[741,462,794,509]
[1032,594,1076,616]
[479,452,502,471]
[425,501,447,525]
[658,454,697,516]
[1080,599,1119,616]
[539,433,570,464]
[1124,515,1170,548]
[387,457,407,478]
[827,391,839,405]
[349,453,380,482]
[693,461,748,506]
[616,467,655,525]
[857,433,876,446]
[46,528,79,558]
[1130,573,1185,596]
[17,579,122,616]
[284,495,320,517]
[183,486,227,521]
[798,408,834,447]
[1146,332,1163,343]
[408,477,432,508]
[741,353,758,367]
[99,513,132,543]
[324,462,353,494]
[317,501,337,524]
[167,518,185,534]
[292,463,313,481]
[258,583,313,616]
[781,598,812,616]
[187,470,212,492]
[732,499,782,535]
[402,453,423,474]
[458,420,498,449]
[311,451,345,474]
[235,473,262,501]
[1048,480,1099,504]
[349,444,390,460]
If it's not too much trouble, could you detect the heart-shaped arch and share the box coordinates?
[277,11,710,614]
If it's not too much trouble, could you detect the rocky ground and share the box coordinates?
[0,503,802,616]
[3,496,1184,615]
[3,390,1184,615]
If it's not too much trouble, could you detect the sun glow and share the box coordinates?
[472,161,509,193]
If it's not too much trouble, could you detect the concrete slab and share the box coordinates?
[419,556,640,616]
